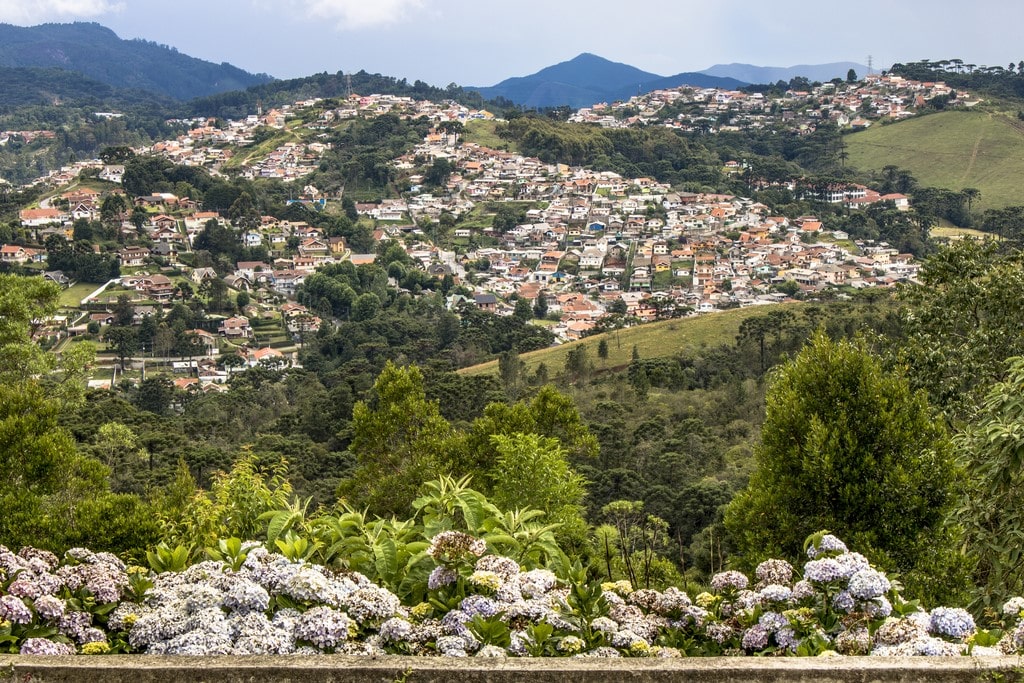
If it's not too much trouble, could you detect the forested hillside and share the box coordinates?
[0,22,271,100]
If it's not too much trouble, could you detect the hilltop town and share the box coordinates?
[0,72,952,389]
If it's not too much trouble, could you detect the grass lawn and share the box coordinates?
[58,282,98,307]
[845,110,1024,212]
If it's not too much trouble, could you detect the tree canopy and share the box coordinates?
[724,332,965,603]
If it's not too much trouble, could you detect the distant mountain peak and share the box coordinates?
[471,53,744,109]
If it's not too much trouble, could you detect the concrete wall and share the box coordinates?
[2,656,1024,683]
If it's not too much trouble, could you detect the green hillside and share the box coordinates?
[461,304,801,377]
[846,110,1024,212]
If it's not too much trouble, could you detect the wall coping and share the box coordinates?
[2,655,1024,682]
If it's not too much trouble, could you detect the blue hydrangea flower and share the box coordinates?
[802,558,844,583]
[929,607,975,640]
[832,590,855,613]
[806,534,848,559]
[758,611,788,633]
[848,568,891,600]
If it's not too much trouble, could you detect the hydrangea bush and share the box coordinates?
[1,532,1021,657]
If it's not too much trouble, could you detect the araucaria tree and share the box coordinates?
[724,332,966,604]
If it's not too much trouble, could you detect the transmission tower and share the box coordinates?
[867,55,873,76]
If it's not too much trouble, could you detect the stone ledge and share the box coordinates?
[2,656,1024,683]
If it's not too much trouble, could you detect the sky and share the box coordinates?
[0,0,1021,86]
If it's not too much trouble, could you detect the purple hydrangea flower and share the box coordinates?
[20,638,75,655]
[758,584,793,604]
[710,570,749,592]
[758,611,788,633]
[427,565,457,591]
[741,623,769,650]
[832,590,855,613]
[755,559,794,587]
[460,594,499,618]
[0,595,32,624]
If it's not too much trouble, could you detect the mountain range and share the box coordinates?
[0,23,871,111]
[700,62,871,84]
[471,54,871,109]
[0,22,273,100]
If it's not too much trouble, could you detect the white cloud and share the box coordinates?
[298,0,424,29]
[0,0,124,24]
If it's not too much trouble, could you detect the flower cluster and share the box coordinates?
[426,531,486,565]
[0,544,129,655]
[8,534,1024,659]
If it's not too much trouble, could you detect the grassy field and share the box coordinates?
[463,120,517,153]
[58,282,99,307]
[931,226,993,240]
[845,110,1024,212]
[461,304,800,378]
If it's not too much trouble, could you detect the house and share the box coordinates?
[88,311,116,326]
[119,246,150,267]
[247,346,286,367]
[186,211,222,231]
[878,193,911,210]
[190,267,218,285]
[473,293,498,312]
[326,236,348,255]
[578,247,605,270]
[99,165,125,183]
[224,273,252,291]
[297,238,329,258]
[71,202,97,221]
[141,274,174,301]
[136,193,177,208]
[218,316,252,339]
[150,215,178,231]
[0,244,30,264]
[269,270,307,296]
[235,261,271,281]
[20,208,65,227]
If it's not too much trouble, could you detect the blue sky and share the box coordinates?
[0,0,1020,86]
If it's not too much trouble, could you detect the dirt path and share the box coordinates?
[961,131,983,184]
